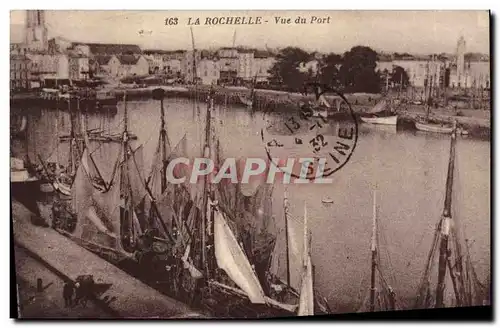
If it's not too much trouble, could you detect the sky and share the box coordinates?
[10,10,490,55]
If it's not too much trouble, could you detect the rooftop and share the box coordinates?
[71,42,142,55]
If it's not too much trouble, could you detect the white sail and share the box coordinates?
[297,203,314,315]
[214,209,266,304]
[298,255,314,316]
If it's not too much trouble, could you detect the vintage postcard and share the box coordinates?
[10,10,491,319]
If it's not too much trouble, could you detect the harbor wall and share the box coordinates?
[10,86,491,138]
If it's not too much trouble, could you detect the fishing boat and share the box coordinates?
[414,122,490,309]
[181,90,331,318]
[52,92,167,266]
[38,97,105,197]
[415,121,453,134]
[360,99,398,126]
[414,58,457,134]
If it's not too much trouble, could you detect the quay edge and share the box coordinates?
[10,86,490,139]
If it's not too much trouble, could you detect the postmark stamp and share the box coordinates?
[260,83,358,181]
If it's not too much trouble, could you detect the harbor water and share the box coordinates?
[12,97,490,313]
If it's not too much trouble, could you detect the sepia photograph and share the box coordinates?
[9,10,491,319]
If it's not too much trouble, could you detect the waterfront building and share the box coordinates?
[253,50,275,83]
[69,55,90,81]
[164,59,182,75]
[27,53,69,82]
[218,48,238,85]
[163,50,186,62]
[197,58,220,85]
[90,54,149,78]
[118,55,149,77]
[10,54,32,91]
[376,55,444,88]
[237,50,254,81]
[91,55,114,77]
[143,49,167,73]
[97,54,149,78]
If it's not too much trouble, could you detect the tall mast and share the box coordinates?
[55,95,60,177]
[283,188,292,287]
[201,88,213,278]
[68,97,74,175]
[385,72,389,94]
[160,92,168,193]
[190,26,198,122]
[398,72,403,99]
[427,75,433,119]
[122,91,133,247]
[190,27,198,85]
[435,121,457,308]
[370,189,378,312]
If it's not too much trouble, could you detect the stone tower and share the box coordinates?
[456,36,466,84]
[25,10,48,51]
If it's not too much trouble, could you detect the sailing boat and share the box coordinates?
[56,92,157,265]
[356,190,398,312]
[194,90,330,316]
[360,99,398,126]
[40,97,106,197]
[414,57,457,134]
[414,121,489,309]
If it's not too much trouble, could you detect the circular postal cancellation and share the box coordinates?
[260,84,358,182]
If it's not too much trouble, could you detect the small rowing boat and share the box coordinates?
[322,197,334,204]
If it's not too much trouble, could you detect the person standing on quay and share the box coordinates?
[62,281,74,307]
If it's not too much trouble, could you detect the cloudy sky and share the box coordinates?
[10,10,490,54]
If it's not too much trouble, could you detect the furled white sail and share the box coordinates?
[214,209,266,304]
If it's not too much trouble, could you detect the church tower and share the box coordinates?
[25,10,48,51]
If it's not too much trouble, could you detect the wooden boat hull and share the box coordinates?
[360,115,398,125]
[415,121,453,134]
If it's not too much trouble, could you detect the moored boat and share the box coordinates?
[360,115,398,125]
[415,121,453,134]
[360,98,398,126]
